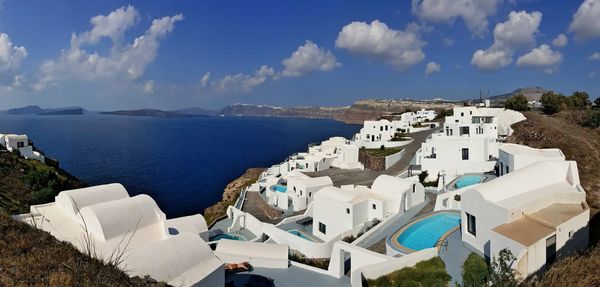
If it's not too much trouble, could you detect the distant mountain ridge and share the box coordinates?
[472,87,551,103]
[100,108,203,118]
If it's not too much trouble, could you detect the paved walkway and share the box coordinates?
[241,191,284,224]
[226,265,350,287]
[304,127,439,187]
[439,229,472,285]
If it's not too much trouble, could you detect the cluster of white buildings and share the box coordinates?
[415,106,525,181]
[354,109,438,148]
[0,133,45,162]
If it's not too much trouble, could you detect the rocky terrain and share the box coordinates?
[203,167,265,226]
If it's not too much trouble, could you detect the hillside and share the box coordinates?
[485,87,550,103]
[0,150,167,286]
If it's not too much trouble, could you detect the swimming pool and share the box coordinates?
[288,229,313,241]
[209,233,247,241]
[454,175,486,189]
[272,185,287,193]
[391,212,460,252]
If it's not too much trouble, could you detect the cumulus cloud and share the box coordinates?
[411,0,500,37]
[425,61,441,75]
[568,0,600,41]
[0,33,27,89]
[516,44,562,73]
[76,5,139,45]
[552,34,568,48]
[201,72,210,87]
[211,65,274,93]
[35,6,183,90]
[471,10,542,71]
[281,41,340,77]
[142,80,155,94]
[335,20,425,70]
[589,52,600,61]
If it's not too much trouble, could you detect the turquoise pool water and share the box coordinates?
[454,175,485,189]
[210,233,247,241]
[395,213,460,251]
[272,185,287,192]
[289,229,313,241]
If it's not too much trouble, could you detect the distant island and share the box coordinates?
[0,105,85,116]
[100,108,206,118]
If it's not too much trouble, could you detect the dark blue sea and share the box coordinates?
[0,114,359,218]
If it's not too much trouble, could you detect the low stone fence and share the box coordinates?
[359,149,406,171]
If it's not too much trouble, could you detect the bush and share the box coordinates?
[419,171,429,183]
[583,110,600,129]
[462,253,489,287]
[490,249,519,287]
[288,251,330,270]
[367,257,451,287]
[541,92,563,115]
[504,94,529,111]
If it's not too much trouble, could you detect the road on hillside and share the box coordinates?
[304,127,439,186]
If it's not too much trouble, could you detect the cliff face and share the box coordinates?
[221,100,454,124]
[203,167,265,226]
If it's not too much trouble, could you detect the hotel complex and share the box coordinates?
[12,105,591,286]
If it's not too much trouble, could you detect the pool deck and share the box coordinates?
[226,265,349,287]
[439,229,473,285]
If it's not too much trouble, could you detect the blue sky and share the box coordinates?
[0,0,598,110]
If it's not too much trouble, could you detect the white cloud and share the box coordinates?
[425,61,441,75]
[411,0,500,37]
[76,5,139,45]
[442,37,455,46]
[35,6,183,90]
[0,33,27,88]
[212,65,274,93]
[568,0,600,41]
[335,20,425,70]
[142,80,155,94]
[281,41,340,77]
[552,34,568,48]
[471,49,513,70]
[471,10,542,71]
[516,44,562,73]
[201,72,210,87]
[589,52,600,61]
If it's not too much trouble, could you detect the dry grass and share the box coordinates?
[525,246,600,287]
[0,213,169,287]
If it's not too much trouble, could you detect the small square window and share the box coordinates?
[346,208,350,214]
[319,222,326,234]
[372,204,376,210]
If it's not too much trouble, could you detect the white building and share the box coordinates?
[312,175,425,241]
[0,134,45,162]
[497,143,565,176]
[460,161,589,277]
[265,170,333,211]
[415,109,437,122]
[16,184,224,287]
[308,137,363,170]
[415,107,525,180]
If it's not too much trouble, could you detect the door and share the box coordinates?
[546,235,556,266]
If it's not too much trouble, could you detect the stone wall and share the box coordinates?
[358,150,386,171]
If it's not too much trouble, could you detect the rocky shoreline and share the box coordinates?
[203,167,265,227]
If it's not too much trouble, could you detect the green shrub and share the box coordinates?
[367,257,451,287]
[583,110,600,129]
[288,251,330,270]
[462,253,489,287]
[504,94,529,111]
[418,171,429,183]
[490,249,519,287]
[541,92,563,115]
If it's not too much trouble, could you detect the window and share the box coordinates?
[505,166,509,174]
[466,213,476,236]
[462,148,469,160]
[470,111,473,115]
[346,208,350,214]
[569,230,574,238]
[461,112,464,116]
[17,141,24,148]
[459,126,470,136]
[372,204,376,210]
[385,125,388,131]
[380,126,383,131]
[500,162,504,175]
[300,190,303,196]
[412,184,416,193]
[309,192,312,197]
[319,222,326,234]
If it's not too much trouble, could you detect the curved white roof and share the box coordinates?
[56,183,129,218]
[304,176,333,188]
[371,175,417,198]
[500,143,564,159]
[315,186,363,203]
[122,232,222,286]
[79,194,167,242]
[166,214,209,234]
[472,161,580,204]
